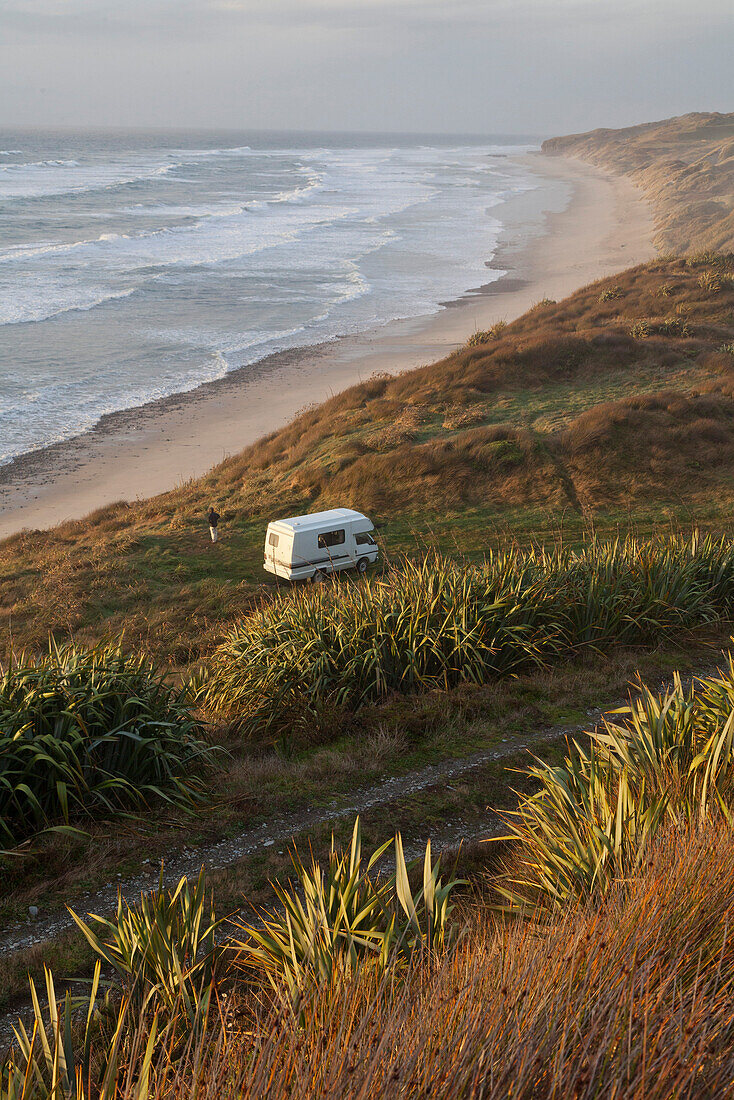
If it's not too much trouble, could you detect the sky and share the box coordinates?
[1,0,732,136]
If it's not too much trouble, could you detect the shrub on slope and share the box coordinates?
[234,819,462,1003]
[203,535,734,740]
[497,663,734,913]
[0,642,213,846]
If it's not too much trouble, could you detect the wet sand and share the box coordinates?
[0,153,655,539]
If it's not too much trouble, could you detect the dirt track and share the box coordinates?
[3,663,714,963]
[0,664,715,1050]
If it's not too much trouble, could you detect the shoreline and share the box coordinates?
[0,153,655,539]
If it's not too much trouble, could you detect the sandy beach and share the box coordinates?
[0,153,654,540]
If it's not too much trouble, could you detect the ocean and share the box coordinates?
[0,130,545,467]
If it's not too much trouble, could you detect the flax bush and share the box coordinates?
[235,818,463,1003]
[203,535,734,741]
[71,868,221,1022]
[466,320,507,346]
[0,642,215,845]
[1,963,135,1100]
[697,269,722,294]
[496,663,734,912]
[494,754,668,914]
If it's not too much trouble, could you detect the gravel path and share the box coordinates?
[3,663,713,963]
[0,721,576,961]
[0,663,718,1051]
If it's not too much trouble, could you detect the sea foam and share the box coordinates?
[0,135,542,464]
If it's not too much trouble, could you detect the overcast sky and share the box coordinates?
[1,0,732,136]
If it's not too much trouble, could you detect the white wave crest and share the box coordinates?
[0,284,138,326]
[0,158,180,200]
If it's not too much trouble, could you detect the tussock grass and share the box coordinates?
[217,819,734,1098]
[0,642,214,846]
[203,535,734,741]
[7,817,733,1098]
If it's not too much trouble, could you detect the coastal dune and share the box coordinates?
[0,154,654,540]
[543,111,734,254]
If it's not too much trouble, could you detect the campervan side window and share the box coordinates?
[318,529,345,548]
[355,532,375,546]
[268,532,279,547]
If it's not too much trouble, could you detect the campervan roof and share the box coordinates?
[269,508,369,535]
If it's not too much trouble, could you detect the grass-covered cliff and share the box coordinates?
[2,251,733,661]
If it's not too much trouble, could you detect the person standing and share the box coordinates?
[207,506,220,543]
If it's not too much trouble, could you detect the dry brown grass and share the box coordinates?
[1,254,734,660]
[441,404,488,430]
[111,817,734,1097]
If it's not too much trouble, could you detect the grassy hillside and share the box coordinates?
[6,698,734,1096]
[542,111,734,254]
[113,818,734,1098]
[2,252,734,661]
[3,249,734,967]
[3,116,734,1085]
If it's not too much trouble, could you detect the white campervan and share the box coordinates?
[263,508,379,582]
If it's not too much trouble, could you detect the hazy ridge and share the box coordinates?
[542,110,734,254]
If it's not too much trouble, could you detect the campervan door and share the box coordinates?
[265,523,293,576]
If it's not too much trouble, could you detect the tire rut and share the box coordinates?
[0,663,719,1053]
[0,724,570,961]
[0,817,502,1055]
[0,663,713,963]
